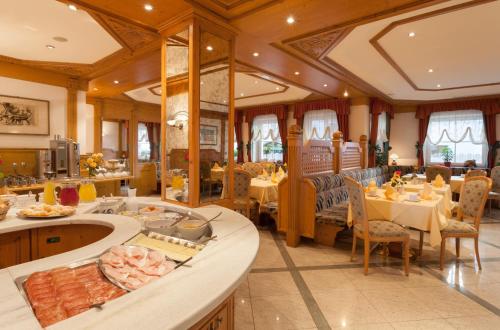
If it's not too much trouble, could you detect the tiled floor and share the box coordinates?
[235,209,500,329]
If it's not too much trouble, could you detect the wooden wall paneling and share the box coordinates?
[161,39,168,201]
[189,18,201,207]
[0,149,41,177]
[92,98,103,153]
[66,79,79,141]
[286,125,303,247]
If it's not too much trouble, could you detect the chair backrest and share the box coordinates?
[465,169,487,178]
[425,165,452,184]
[241,162,264,178]
[200,161,211,179]
[344,176,369,239]
[491,166,500,192]
[234,169,252,200]
[459,176,491,229]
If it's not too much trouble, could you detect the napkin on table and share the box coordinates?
[278,167,285,178]
[271,171,278,183]
[433,174,444,188]
[421,182,433,200]
[212,162,221,169]
[384,185,396,200]
[368,179,377,192]
[261,169,269,178]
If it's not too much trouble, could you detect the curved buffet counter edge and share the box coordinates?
[0,197,259,330]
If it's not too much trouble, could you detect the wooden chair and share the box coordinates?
[439,176,492,270]
[465,169,487,178]
[425,165,452,184]
[232,169,253,218]
[345,177,410,276]
[488,166,500,216]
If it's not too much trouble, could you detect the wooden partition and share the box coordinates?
[279,127,367,247]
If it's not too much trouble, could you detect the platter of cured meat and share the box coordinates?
[98,245,177,291]
[17,261,126,328]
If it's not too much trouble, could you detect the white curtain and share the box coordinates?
[251,114,282,162]
[424,110,488,165]
[376,112,388,147]
[303,109,339,141]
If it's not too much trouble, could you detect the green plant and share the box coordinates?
[440,146,454,163]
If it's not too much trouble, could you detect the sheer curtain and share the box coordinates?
[137,123,151,161]
[303,109,339,141]
[376,112,388,147]
[423,110,488,166]
[251,114,282,162]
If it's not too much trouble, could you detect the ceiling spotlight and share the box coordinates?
[343,90,349,97]
[240,93,245,97]
[294,71,300,75]
[201,81,204,85]
[113,80,120,84]
[275,87,280,90]
[46,45,55,49]
[93,87,99,91]
[323,83,328,87]
[436,84,441,88]
[408,31,416,37]
[144,4,153,11]
[206,45,213,51]
[286,15,295,24]
[223,100,227,103]
[254,80,258,84]
[68,4,77,11]
[253,52,259,57]
[428,68,434,73]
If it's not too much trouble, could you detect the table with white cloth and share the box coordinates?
[249,178,279,205]
[402,173,465,193]
[348,189,450,247]
[402,183,454,217]
[211,168,225,181]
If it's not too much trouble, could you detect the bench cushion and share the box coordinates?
[354,220,409,238]
[316,201,349,227]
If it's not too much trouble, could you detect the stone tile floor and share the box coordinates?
[235,209,500,329]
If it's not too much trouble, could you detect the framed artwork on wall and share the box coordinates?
[0,95,50,136]
[200,125,218,145]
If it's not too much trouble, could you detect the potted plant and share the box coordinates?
[440,146,454,167]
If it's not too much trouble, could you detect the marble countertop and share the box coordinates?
[0,198,259,330]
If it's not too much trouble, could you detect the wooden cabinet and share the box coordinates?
[0,230,31,268]
[190,294,234,330]
[31,224,112,260]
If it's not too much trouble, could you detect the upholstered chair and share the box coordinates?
[488,166,500,216]
[233,169,253,218]
[345,177,410,275]
[465,169,487,178]
[440,176,492,270]
[241,162,262,178]
[425,165,452,184]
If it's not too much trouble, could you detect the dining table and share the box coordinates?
[402,173,465,193]
[210,167,225,181]
[348,188,451,247]
[249,177,283,206]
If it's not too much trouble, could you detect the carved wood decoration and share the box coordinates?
[288,30,349,59]
[286,124,303,247]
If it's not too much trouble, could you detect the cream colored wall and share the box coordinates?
[77,92,93,154]
[390,112,419,166]
[349,105,370,140]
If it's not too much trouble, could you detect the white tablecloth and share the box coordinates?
[348,189,449,247]
[402,174,464,193]
[211,168,225,181]
[403,183,454,217]
[249,178,279,205]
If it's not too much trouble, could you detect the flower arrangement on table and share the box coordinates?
[390,171,407,191]
[84,153,104,177]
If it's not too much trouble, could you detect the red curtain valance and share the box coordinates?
[293,98,351,119]
[370,98,394,118]
[416,99,500,119]
[243,104,288,122]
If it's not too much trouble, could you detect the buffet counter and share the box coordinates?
[0,198,259,329]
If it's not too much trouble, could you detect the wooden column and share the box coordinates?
[93,99,103,153]
[360,135,368,169]
[286,125,303,247]
[66,78,79,141]
[332,131,343,174]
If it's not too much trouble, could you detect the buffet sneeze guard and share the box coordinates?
[159,15,236,208]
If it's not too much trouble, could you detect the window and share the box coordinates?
[303,109,338,141]
[251,114,282,162]
[138,123,151,161]
[424,110,488,166]
[376,112,388,147]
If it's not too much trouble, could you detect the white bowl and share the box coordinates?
[139,205,165,216]
[176,219,208,241]
[145,219,177,236]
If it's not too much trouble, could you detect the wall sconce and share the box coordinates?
[390,153,399,166]
[167,111,188,130]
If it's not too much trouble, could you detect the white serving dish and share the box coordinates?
[176,219,208,241]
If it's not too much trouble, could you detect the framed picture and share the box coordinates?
[200,125,218,145]
[0,95,50,136]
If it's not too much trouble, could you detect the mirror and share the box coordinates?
[199,30,230,203]
[163,29,190,203]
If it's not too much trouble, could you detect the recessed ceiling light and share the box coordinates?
[201,81,204,85]
[254,80,258,84]
[240,93,245,97]
[93,87,99,91]
[275,87,280,90]
[46,45,55,49]
[323,83,328,87]
[286,15,295,24]
[144,4,153,11]
[294,71,300,75]
[113,80,120,84]
[68,4,77,11]
[343,90,349,97]
[408,31,416,37]
[436,84,441,88]
[223,100,227,103]
[253,52,259,57]
[428,68,434,73]
[206,45,213,51]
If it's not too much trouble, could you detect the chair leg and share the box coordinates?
[419,231,424,256]
[474,236,482,270]
[455,238,460,258]
[440,237,446,270]
[403,239,410,276]
[489,199,492,217]
[351,233,357,262]
[363,239,370,275]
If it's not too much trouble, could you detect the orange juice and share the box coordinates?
[79,179,97,202]
[43,180,57,205]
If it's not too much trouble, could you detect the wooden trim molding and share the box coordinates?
[369,0,500,92]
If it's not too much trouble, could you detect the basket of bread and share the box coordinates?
[0,197,11,220]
